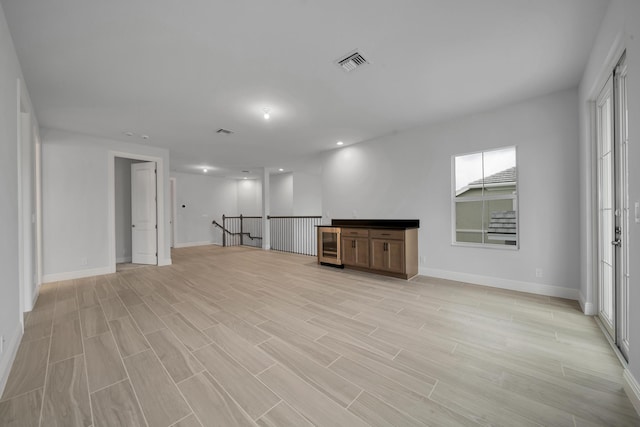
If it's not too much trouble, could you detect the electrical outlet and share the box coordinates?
[535,268,543,278]
[80,257,88,266]
[420,256,427,265]
[0,335,4,354]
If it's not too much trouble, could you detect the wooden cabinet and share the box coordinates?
[341,227,418,279]
[318,220,419,279]
[370,238,405,274]
[341,228,370,268]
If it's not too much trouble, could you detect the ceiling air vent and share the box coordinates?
[216,128,233,135]
[336,50,369,72]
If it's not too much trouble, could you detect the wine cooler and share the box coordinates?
[317,226,342,266]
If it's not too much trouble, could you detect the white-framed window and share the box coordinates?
[452,146,518,248]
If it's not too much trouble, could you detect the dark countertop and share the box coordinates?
[316,219,419,230]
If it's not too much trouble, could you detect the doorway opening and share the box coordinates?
[17,78,40,317]
[108,151,167,272]
[595,52,629,360]
[114,158,151,270]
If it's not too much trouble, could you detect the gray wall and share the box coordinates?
[0,2,38,394]
[293,172,322,216]
[322,88,580,298]
[237,178,262,216]
[171,172,238,246]
[41,128,171,279]
[270,173,293,216]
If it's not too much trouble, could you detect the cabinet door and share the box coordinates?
[370,239,388,271]
[342,237,370,267]
[341,237,357,265]
[370,239,404,273]
[386,240,405,273]
[353,237,370,268]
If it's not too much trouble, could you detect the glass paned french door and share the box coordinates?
[596,53,629,360]
[597,74,615,336]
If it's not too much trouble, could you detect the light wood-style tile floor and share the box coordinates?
[1,245,638,426]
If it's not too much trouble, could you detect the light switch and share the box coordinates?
[635,202,640,223]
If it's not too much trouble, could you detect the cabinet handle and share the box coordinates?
[381,233,390,236]
[383,242,388,251]
[352,241,355,248]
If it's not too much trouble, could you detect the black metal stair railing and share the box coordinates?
[212,214,262,248]
[213,214,322,256]
[268,216,322,256]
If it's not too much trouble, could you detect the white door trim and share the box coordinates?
[108,151,167,272]
[583,32,626,315]
[16,80,25,325]
[16,78,40,316]
[170,177,177,248]
[34,127,43,299]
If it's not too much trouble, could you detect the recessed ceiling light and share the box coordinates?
[278,168,284,172]
[124,131,134,137]
[336,141,344,146]
[243,177,248,180]
[203,168,208,173]
[141,134,149,140]
[263,108,270,120]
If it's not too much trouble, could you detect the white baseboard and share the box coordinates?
[624,369,640,416]
[116,256,132,264]
[0,323,23,398]
[159,258,172,266]
[42,266,114,283]
[578,291,596,315]
[174,241,214,248]
[419,267,579,300]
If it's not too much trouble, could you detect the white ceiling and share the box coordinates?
[2,0,609,177]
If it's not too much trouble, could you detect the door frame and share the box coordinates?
[587,43,629,362]
[169,177,177,248]
[585,36,626,316]
[107,151,168,272]
[16,78,41,317]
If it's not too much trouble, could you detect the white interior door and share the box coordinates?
[131,161,157,265]
[596,75,615,337]
[596,53,629,360]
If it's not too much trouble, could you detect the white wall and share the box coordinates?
[0,2,38,395]
[578,0,640,399]
[237,179,262,216]
[41,129,171,280]
[293,172,322,216]
[268,171,322,216]
[270,173,293,216]
[114,157,133,262]
[322,88,580,298]
[171,172,238,246]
